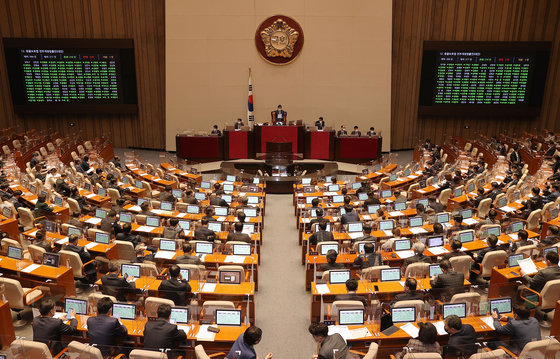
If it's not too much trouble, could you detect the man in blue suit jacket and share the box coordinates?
[87,297,128,356]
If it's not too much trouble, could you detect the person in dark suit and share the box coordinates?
[427,196,444,214]
[194,218,216,242]
[87,297,128,357]
[473,234,500,267]
[182,189,198,204]
[367,127,377,136]
[390,278,424,307]
[158,264,192,306]
[227,222,252,244]
[34,230,54,252]
[315,117,326,130]
[115,223,140,247]
[33,298,78,354]
[272,105,287,125]
[542,225,560,246]
[354,224,375,242]
[209,193,228,207]
[309,220,335,245]
[159,185,176,204]
[227,326,273,359]
[341,205,359,225]
[101,262,136,301]
[441,239,468,261]
[430,259,465,300]
[34,194,54,218]
[353,242,382,269]
[363,191,381,206]
[176,243,202,265]
[350,126,361,137]
[54,174,71,197]
[63,233,91,264]
[234,118,244,130]
[521,251,560,292]
[443,315,478,357]
[510,146,521,164]
[210,125,222,136]
[100,209,121,235]
[143,303,187,354]
[334,279,368,307]
[80,155,91,173]
[320,249,345,271]
[308,208,326,231]
[163,218,182,239]
[402,242,432,269]
[308,322,348,359]
[337,125,348,137]
[490,303,541,354]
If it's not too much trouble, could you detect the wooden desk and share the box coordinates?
[355,164,397,183]
[0,217,20,242]
[0,300,15,350]
[488,261,547,298]
[381,171,424,190]
[126,164,177,190]
[161,163,202,186]
[335,136,382,162]
[176,135,224,161]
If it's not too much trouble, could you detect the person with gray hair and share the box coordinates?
[402,241,431,269]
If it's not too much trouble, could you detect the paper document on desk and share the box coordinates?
[463,218,478,225]
[301,218,310,223]
[409,227,427,235]
[196,325,217,341]
[30,198,37,204]
[21,264,41,273]
[151,209,164,215]
[201,283,217,293]
[323,191,338,196]
[84,242,97,250]
[388,211,404,217]
[399,323,419,338]
[396,250,415,259]
[155,251,175,259]
[348,232,363,240]
[27,229,38,237]
[361,215,371,220]
[433,321,447,335]
[56,237,69,245]
[509,233,518,241]
[518,258,538,275]
[177,324,192,334]
[128,205,141,212]
[176,212,187,218]
[224,255,246,264]
[416,189,426,194]
[328,325,351,342]
[407,175,417,179]
[315,284,330,295]
[480,316,495,330]
[86,217,102,225]
[384,230,394,237]
[500,206,516,213]
[349,327,373,339]
[428,246,449,255]
[85,193,96,199]
[135,226,154,233]
[216,216,227,222]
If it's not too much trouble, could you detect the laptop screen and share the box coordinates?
[508,254,524,267]
[394,202,406,211]
[436,213,450,223]
[247,196,259,204]
[119,212,132,223]
[358,192,368,201]
[146,216,160,227]
[313,223,331,232]
[389,174,397,182]
[226,175,236,182]
[381,268,401,282]
[459,231,474,243]
[195,192,206,201]
[95,232,110,244]
[461,209,473,219]
[329,270,351,284]
[219,270,241,284]
[170,307,189,324]
[97,188,107,197]
[368,205,380,214]
[221,195,232,203]
[395,239,411,251]
[427,235,444,248]
[233,244,251,256]
[121,263,141,278]
[391,307,416,323]
[379,220,394,231]
[200,181,211,189]
[339,309,364,325]
[43,252,60,267]
[429,264,443,277]
[242,223,255,234]
[195,242,213,254]
[53,196,63,206]
[329,184,340,192]
[187,205,200,214]
[487,226,501,237]
[222,184,234,193]
[65,298,88,315]
[244,208,257,217]
[352,182,361,190]
[454,188,463,197]
[348,222,363,233]
[214,207,228,216]
[381,190,392,198]
[544,246,559,256]
[68,226,81,236]
[43,220,56,233]
[332,195,344,203]
[113,303,136,320]
[409,217,423,228]
[306,196,317,204]
[417,198,428,207]
[178,220,190,230]
[490,297,513,314]
[320,243,339,255]
[160,201,173,211]
[160,239,176,251]
[179,269,190,281]
[208,222,222,232]
[172,189,183,199]
[216,310,242,326]
[135,180,143,189]
[7,246,22,260]
[497,197,507,208]
[466,182,475,193]
[138,198,148,207]
[95,209,107,219]
[302,178,312,185]
[442,303,467,318]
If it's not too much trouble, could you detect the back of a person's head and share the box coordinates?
[201,218,209,226]
[513,304,531,320]
[413,242,425,254]
[157,303,172,319]
[165,185,172,192]
[445,314,462,330]
[140,202,149,211]
[326,249,338,263]
[488,209,497,219]
[363,224,372,234]
[169,218,179,226]
[108,209,117,218]
[183,243,193,253]
[345,278,358,292]
[308,322,329,337]
[318,220,328,231]
[364,242,375,253]
[549,225,559,236]
[311,198,320,207]
[344,204,353,213]
[546,251,559,265]
[68,233,79,244]
[518,229,529,241]
[451,239,462,251]
[234,222,243,232]
[205,206,214,216]
[97,297,113,315]
[440,259,451,271]
[487,234,498,247]
[169,264,180,278]
[123,223,132,233]
[532,187,540,195]
[108,262,119,273]
[405,277,417,291]
[417,322,438,344]
[243,326,263,346]
[39,298,55,316]
[316,208,324,217]
[392,228,401,237]
[37,194,46,203]
[433,223,443,234]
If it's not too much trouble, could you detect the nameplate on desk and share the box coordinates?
[310,251,318,256]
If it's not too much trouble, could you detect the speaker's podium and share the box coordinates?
[253,124,305,157]
[256,141,302,193]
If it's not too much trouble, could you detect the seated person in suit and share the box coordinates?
[210,124,222,136]
[402,242,432,269]
[521,250,560,292]
[182,189,198,204]
[315,116,325,130]
[395,322,441,359]
[159,185,177,203]
[209,193,228,207]
[62,233,91,264]
[237,211,247,224]
[363,191,381,206]
[158,264,191,306]
[473,234,500,270]
[201,206,216,222]
[393,190,407,203]
[320,249,345,271]
[430,259,465,300]
[337,125,348,137]
[350,126,361,137]
[354,223,374,242]
[227,221,252,244]
[341,205,359,225]
[441,239,468,260]
[33,298,78,354]
[234,118,244,130]
[194,218,216,242]
[101,262,136,302]
[176,243,202,265]
[334,278,368,307]
[427,196,444,214]
[87,296,128,357]
[308,322,348,359]
[367,127,376,136]
[309,208,325,231]
[163,218,182,239]
[353,242,382,269]
[508,229,533,254]
[490,303,541,355]
[131,244,155,263]
[34,230,53,252]
[443,315,478,358]
[100,209,121,235]
[34,194,53,218]
[143,304,187,356]
[116,223,141,247]
[390,278,424,307]
[272,104,287,125]
[227,326,273,359]
[309,220,335,245]
[139,202,154,216]
[541,225,560,246]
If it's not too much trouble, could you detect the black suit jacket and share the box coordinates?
[87,314,128,356]
[390,290,424,306]
[444,324,478,357]
[234,122,244,129]
[143,319,186,351]
[158,278,192,306]
[194,227,216,242]
[272,110,287,123]
[334,293,368,307]
[226,231,252,243]
[430,270,464,289]
[63,243,91,264]
[403,254,432,268]
[353,253,382,269]
[523,265,560,292]
[309,230,335,245]
[101,273,136,301]
[341,212,360,225]
[33,316,77,353]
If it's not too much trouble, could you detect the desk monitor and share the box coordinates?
[348,222,363,233]
[134,180,143,189]
[329,184,340,192]
[325,176,333,183]
[65,298,88,315]
[97,188,107,198]
[200,181,211,189]
[172,189,183,199]
[466,182,476,193]
[306,196,317,204]
[395,239,411,251]
[380,268,401,282]
[513,190,521,201]
[429,264,443,277]
[404,169,411,176]
[309,208,317,218]
[389,174,397,182]
[67,226,81,237]
[508,254,524,267]
[160,239,176,251]
[368,205,380,214]
[40,190,48,198]
[178,220,190,231]
[332,195,344,204]
[208,222,222,232]
[302,178,312,185]
[486,226,501,237]
[391,307,416,323]
[119,212,133,224]
[95,232,110,245]
[442,303,467,318]
[43,252,60,268]
[352,182,361,190]
[393,202,406,212]
[247,196,259,204]
[490,297,513,314]
[160,201,173,211]
[187,205,200,214]
[43,220,56,233]
[121,263,141,278]
[113,303,136,320]
[409,217,423,228]
[459,231,474,243]
[179,269,190,281]
[226,175,236,182]
[214,206,228,216]
[223,184,234,193]
[53,195,63,206]
[244,208,257,217]
[170,307,189,324]
[358,192,368,201]
[194,192,206,201]
[122,177,129,185]
[95,208,107,219]
[373,165,381,171]
[454,188,463,197]
[461,209,473,220]
[339,207,347,216]
[436,213,450,223]
[543,246,559,256]
[219,270,241,284]
[221,195,232,204]
[379,220,394,231]
[417,198,429,207]
[137,198,149,207]
[381,190,392,199]
[253,178,260,185]
[1,206,10,218]
[339,309,365,325]
[146,216,160,227]
[242,223,255,234]
[216,309,242,326]
[497,197,508,208]
[320,243,339,255]
[7,246,22,260]
[427,235,444,248]
[233,244,251,256]
[195,242,213,254]
[329,270,351,284]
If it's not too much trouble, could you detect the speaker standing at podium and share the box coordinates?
[315,117,325,130]
[271,104,287,125]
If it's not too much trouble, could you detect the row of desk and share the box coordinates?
[176,125,382,162]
